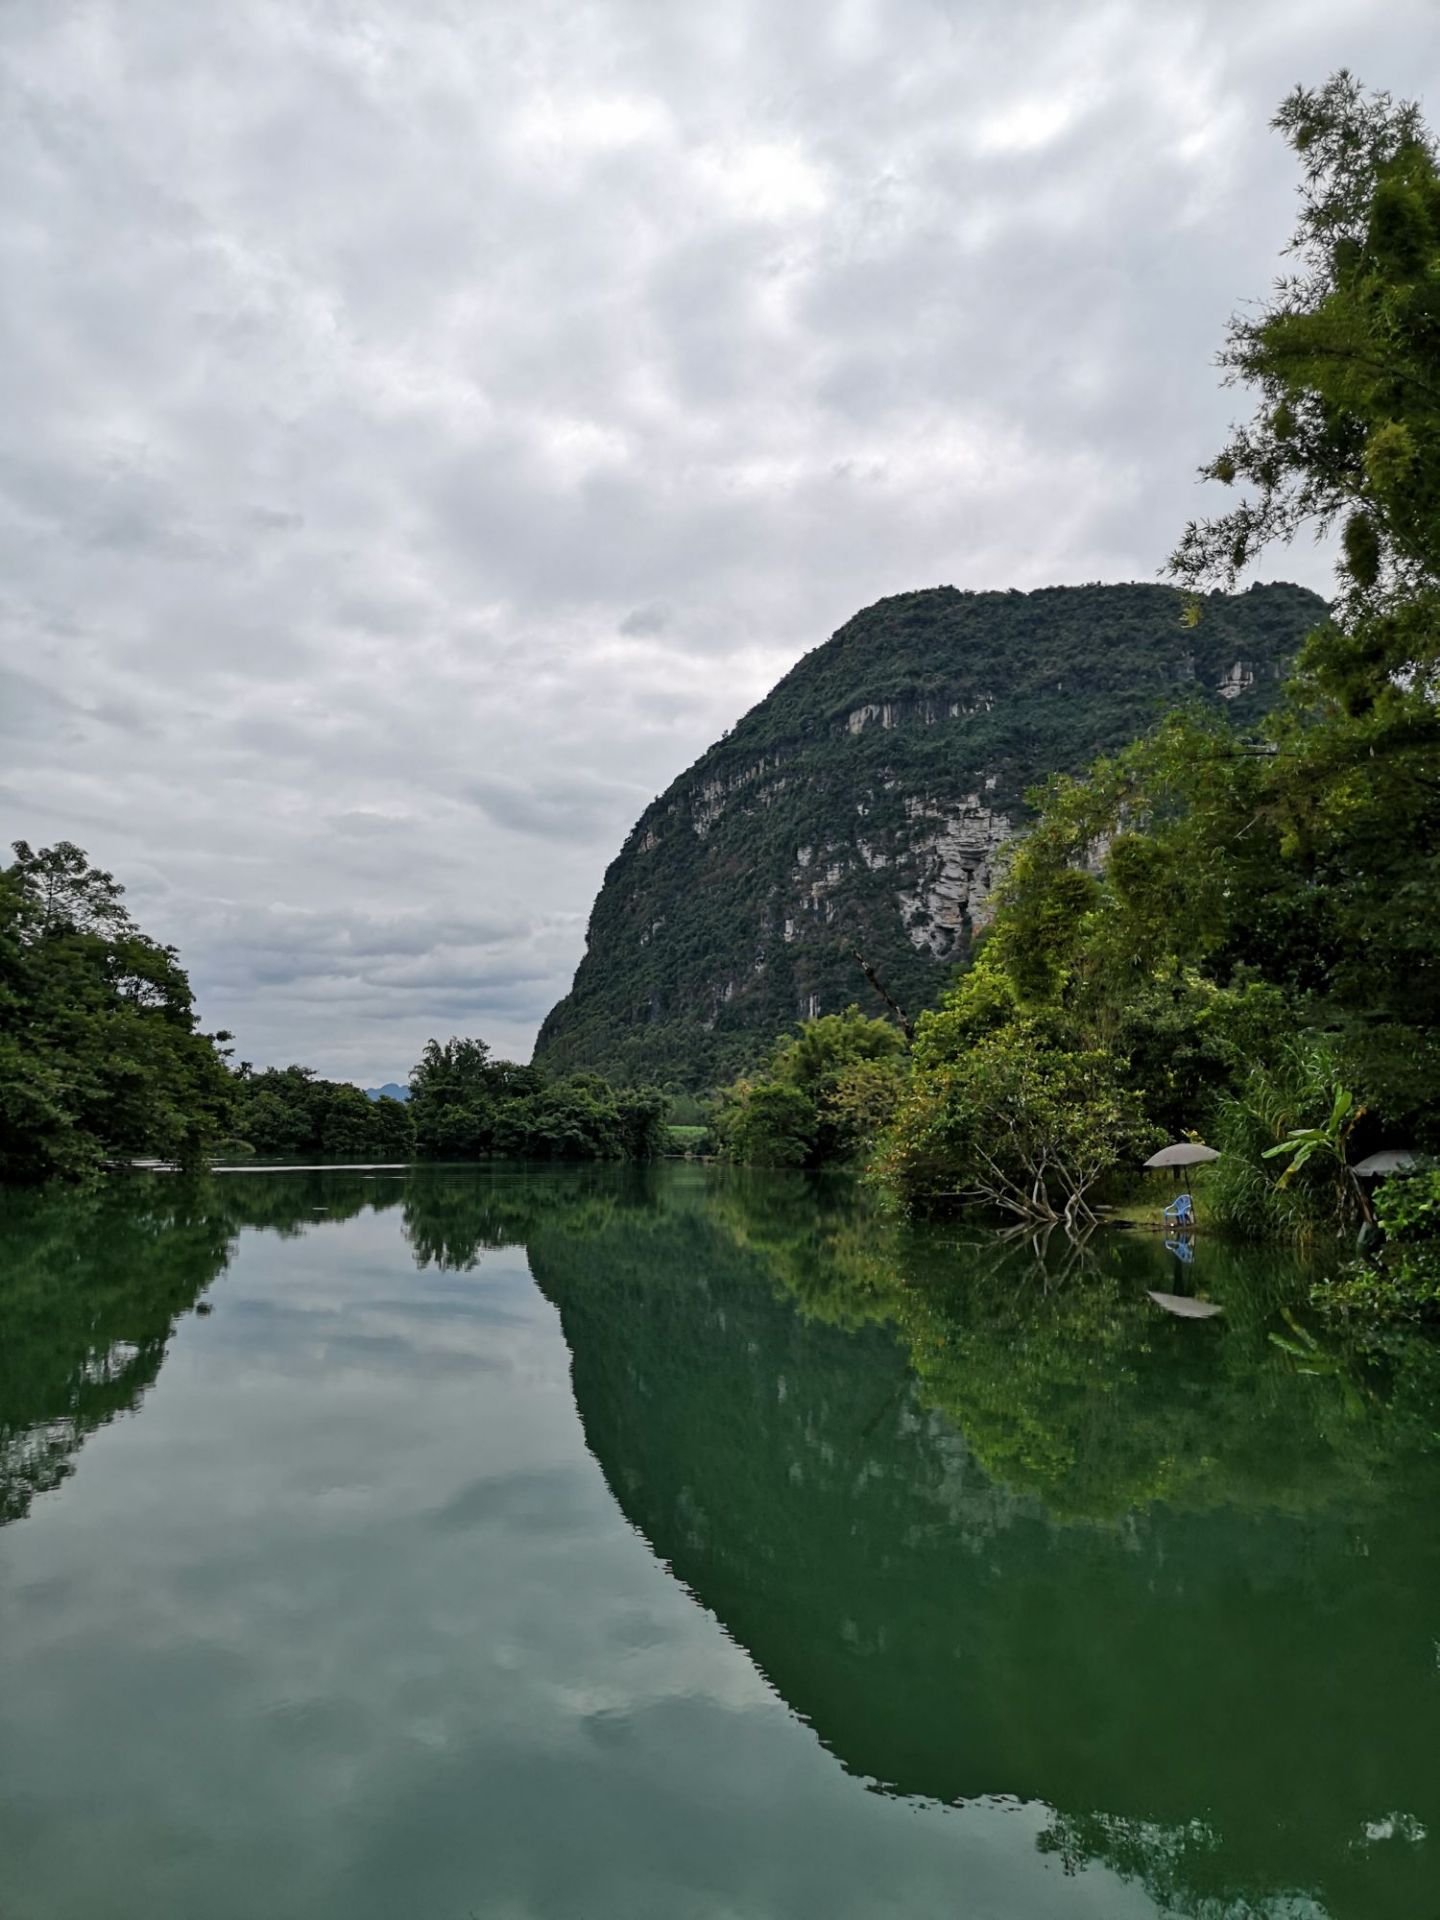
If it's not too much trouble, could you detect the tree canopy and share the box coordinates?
[1166,75,1440,1123]
[1171,73,1440,620]
[716,1006,908,1167]
[0,841,234,1181]
[407,1037,667,1162]
[228,1065,415,1160]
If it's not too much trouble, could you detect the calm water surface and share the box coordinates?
[1,1163,1438,1919]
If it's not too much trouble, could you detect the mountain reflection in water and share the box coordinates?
[1,1162,1437,1920]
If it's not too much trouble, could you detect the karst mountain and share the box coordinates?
[536,581,1325,1086]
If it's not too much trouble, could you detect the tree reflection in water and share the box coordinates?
[4,1162,1437,1919]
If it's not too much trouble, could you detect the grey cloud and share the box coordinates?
[464,771,648,842]
[191,903,532,971]
[329,810,414,838]
[0,664,79,738]
[619,605,670,637]
[0,0,1430,1076]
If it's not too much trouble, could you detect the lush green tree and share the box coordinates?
[234,1088,309,1155]
[663,1087,713,1129]
[416,1099,495,1159]
[963,75,1440,1170]
[769,1006,906,1091]
[493,1078,667,1161]
[875,1016,1157,1227]
[771,1005,907,1156]
[715,1080,818,1167]
[613,1086,669,1159]
[1171,73,1440,617]
[987,714,1274,1011]
[1166,73,1440,1123]
[717,1007,906,1167]
[366,1093,416,1158]
[318,1084,385,1157]
[0,842,234,1181]
[493,1078,620,1159]
[822,1053,909,1157]
[407,1037,545,1158]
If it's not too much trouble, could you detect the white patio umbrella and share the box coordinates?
[1352,1148,1421,1178]
[1141,1141,1220,1231]
[1143,1143,1222,1170]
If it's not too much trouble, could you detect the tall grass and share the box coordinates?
[1208,1038,1360,1241]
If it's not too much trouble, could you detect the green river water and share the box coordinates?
[1,1163,1437,1919]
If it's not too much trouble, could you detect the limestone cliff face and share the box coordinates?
[535,581,1327,1086]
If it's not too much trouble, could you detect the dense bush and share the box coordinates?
[1314,1167,1440,1324]
[716,1007,906,1167]
[717,1082,817,1168]
[1379,1167,1440,1242]
[874,1010,1156,1227]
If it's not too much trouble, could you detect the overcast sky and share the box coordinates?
[2,0,1432,1081]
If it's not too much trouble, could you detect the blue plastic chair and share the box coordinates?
[1163,1192,1196,1227]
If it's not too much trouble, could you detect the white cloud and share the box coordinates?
[698,139,831,221]
[974,97,1076,157]
[509,91,675,161]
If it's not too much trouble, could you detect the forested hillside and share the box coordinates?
[536,581,1325,1086]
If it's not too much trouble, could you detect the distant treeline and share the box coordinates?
[0,843,666,1183]
[227,1048,667,1164]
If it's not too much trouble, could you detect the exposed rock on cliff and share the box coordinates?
[536,581,1327,1085]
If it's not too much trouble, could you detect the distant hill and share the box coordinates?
[535,580,1327,1087]
[363,1083,409,1103]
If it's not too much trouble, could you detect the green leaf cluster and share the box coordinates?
[0,841,235,1182]
[1377,1163,1440,1240]
[1171,72,1440,618]
[1316,1164,1440,1323]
